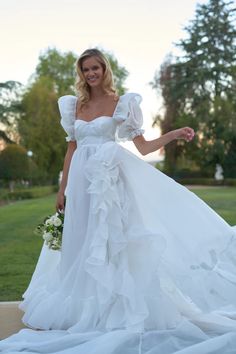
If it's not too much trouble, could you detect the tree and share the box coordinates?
[19,77,66,184]
[152,0,236,177]
[151,57,200,175]
[0,81,24,144]
[0,144,29,191]
[35,48,77,96]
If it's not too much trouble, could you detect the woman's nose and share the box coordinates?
[87,70,94,76]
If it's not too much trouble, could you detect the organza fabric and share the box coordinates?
[1,93,236,354]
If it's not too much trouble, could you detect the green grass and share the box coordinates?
[0,194,56,301]
[189,186,236,226]
[0,188,235,301]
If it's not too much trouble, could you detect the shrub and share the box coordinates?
[0,186,56,201]
[175,178,236,186]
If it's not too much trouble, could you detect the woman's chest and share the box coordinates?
[76,98,119,121]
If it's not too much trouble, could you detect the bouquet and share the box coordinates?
[35,211,64,250]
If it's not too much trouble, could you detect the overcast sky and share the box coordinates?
[0,0,208,160]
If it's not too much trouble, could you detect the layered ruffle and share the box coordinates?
[81,141,171,332]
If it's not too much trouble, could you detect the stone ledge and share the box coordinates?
[0,301,26,339]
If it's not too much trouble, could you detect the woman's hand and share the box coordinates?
[56,191,65,212]
[174,127,195,142]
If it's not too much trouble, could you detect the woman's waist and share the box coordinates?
[76,135,115,147]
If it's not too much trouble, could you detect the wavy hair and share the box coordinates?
[75,48,117,107]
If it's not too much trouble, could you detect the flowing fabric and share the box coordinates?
[1,93,236,353]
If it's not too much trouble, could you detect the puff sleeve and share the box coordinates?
[115,93,145,141]
[58,95,77,142]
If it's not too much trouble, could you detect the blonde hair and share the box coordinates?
[75,48,117,107]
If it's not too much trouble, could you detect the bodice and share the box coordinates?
[58,93,145,145]
[74,116,117,146]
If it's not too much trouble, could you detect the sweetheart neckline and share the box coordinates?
[74,116,113,125]
[74,94,123,123]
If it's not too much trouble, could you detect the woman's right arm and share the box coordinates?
[56,141,77,211]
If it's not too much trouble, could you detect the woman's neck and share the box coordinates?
[89,86,107,100]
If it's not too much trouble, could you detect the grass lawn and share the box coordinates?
[0,194,55,301]
[189,186,236,226]
[0,188,235,301]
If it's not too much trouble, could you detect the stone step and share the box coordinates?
[0,302,26,339]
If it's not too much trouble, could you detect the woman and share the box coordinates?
[1,48,236,353]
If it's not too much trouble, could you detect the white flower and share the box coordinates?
[45,218,53,226]
[43,232,53,242]
[52,216,62,227]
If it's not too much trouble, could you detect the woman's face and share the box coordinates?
[81,56,104,88]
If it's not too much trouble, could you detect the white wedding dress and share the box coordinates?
[1,93,236,353]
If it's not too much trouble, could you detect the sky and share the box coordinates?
[0,0,208,161]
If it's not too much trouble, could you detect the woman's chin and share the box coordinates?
[88,82,102,89]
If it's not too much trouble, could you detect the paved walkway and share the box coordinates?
[0,302,26,339]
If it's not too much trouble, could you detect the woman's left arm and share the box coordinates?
[133,127,195,156]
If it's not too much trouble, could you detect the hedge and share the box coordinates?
[175,178,236,186]
[0,185,58,202]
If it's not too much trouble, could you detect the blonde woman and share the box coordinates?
[2,48,236,354]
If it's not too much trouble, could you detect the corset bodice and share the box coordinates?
[74,116,117,146]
